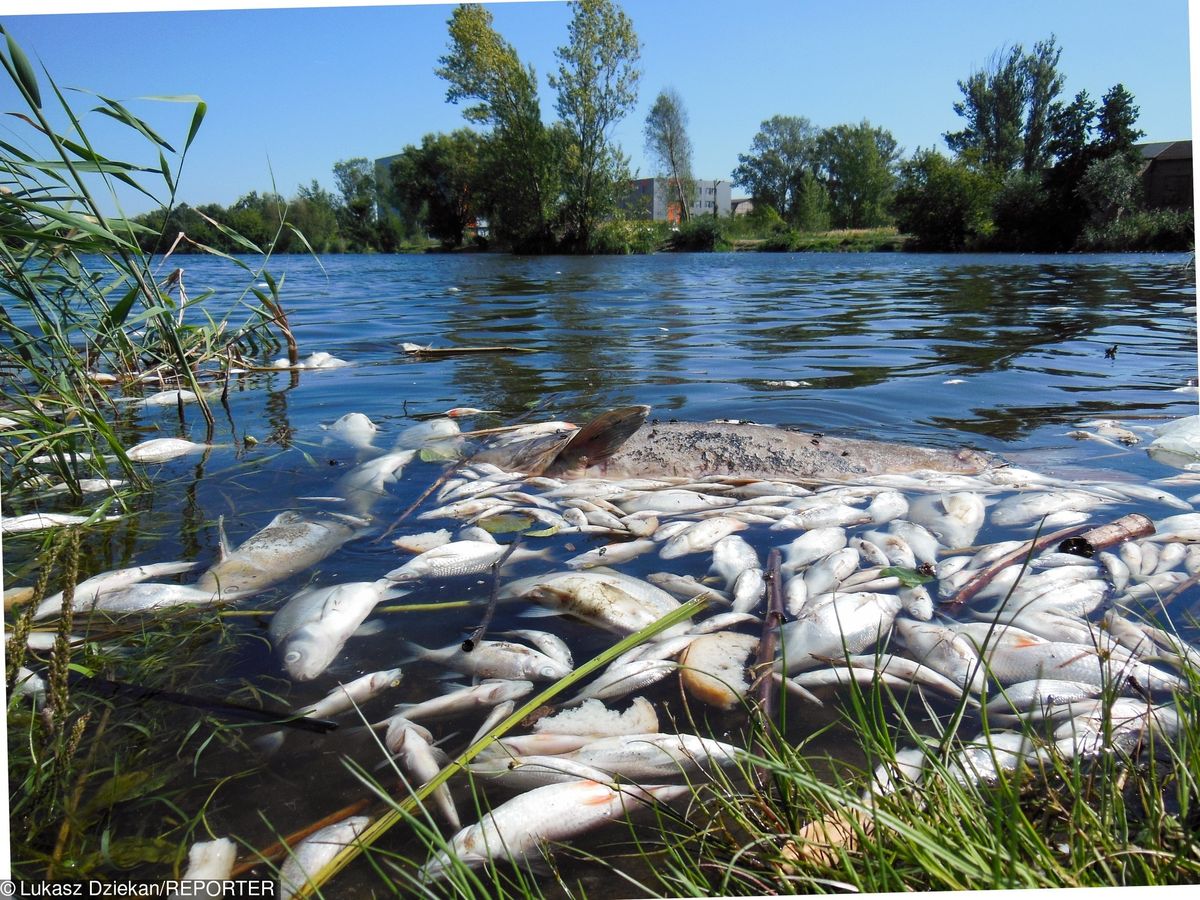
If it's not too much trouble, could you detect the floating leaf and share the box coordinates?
[418,446,461,463]
[478,512,535,534]
[524,524,560,538]
[880,566,933,588]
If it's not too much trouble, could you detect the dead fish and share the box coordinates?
[776,592,902,675]
[403,639,571,682]
[558,732,744,780]
[321,412,379,449]
[385,679,535,722]
[679,631,758,709]
[337,450,416,515]
[618,489,737,516]
[386,720,460,828]
[384,540,547,582]
[194,512,362,597]
[645,572,731,605]
[418,780,688,882]
[295,668,403,719]
[392,529,453,554]
[781,526,849,572]
[533,696,659,736]
[34,560,199,620]
[660,517,748,559]
[990,490,1111,528]
[279,817,370,899]
[274,584,403,683]
[126,438,212,463]
[482,407,993,482]
[2,512,121,535]
[565,539,657,569]
[176,837,237,883]
[565,658,678,704]
[503,570,688,637]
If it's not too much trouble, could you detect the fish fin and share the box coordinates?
[217,515,231,561]
[396,641,428,665]
[547,405,650,476]
[353,620,387,638]
[518,607,564,619]
[379,586,410,603]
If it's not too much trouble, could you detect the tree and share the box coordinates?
[1077,154,1142,226]
[893,149,994,250]
[644,87,695,222]
[289,180,341,252]
[1095,83,1144,163]
[815,121,900,228]
[332,158,378,250]
[388,129,483,247]
[436,3,557,250]
[944,36,1064,175]
[732,115,822,226]
[550,0,641,251]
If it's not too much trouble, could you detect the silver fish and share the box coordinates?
[195,512,360,597]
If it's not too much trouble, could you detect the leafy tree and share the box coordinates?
[332,158,377,250]
[945,37,1064,175]
[1095,83,1144,163]
[815,120,900,228]
[732,115,823,226]
[436,3,557,251]
[550,0,641,251]
[990,171,1056,250]
[388,129,483,247]
[644,87,695,222]
[1077,154,1143,226]
[289,180,341,252]
[892,149,994,250]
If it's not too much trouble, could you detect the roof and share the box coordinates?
[1138,140,1191,160]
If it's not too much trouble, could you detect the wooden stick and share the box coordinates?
[942,513,1155,614]
[229,797,372,877]
[463,536,521,651]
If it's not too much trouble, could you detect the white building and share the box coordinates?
[626,177,732,221]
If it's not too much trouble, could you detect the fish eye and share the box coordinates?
[284,650,302,664]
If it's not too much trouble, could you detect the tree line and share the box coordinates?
[131,11,1190,256]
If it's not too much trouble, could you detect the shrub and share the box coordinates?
[587,217,663,254]
[669,215,728,251]
[892,149,995,250]
[1077,208,1195,251]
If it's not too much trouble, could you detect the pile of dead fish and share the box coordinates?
[12,411,1200,895]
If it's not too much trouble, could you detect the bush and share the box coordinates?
[669,216,728,251]
[759,229,801,251]
[1077,208,1195,251]
[892,149,995,250]
[587,217,664,254]
[989,171,1059,250]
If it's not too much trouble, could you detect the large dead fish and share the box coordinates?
[472,406,992,482]
[193,512,363,597]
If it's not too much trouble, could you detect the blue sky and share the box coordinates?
[2,0,1193,216]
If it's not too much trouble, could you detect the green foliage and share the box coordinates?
[892,149,995,250]
[1095,83,1144,164]
[1078,207,1194,251]
[668,215,728,251]
[732,115,823,226]
[0,29,289,498]
[388,129,483,248]
[816,120,899,228]
[550,0,642,251]
[945,37,1064,176]
[587,215,664,254]
[989,170,1056,251]
[437,3,558,251]
[332,157,378,250]
[1077,154,1143,227]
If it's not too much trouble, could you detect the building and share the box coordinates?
[1137,141,1193,211]
[730,197,755,217]
[625,177,731,222]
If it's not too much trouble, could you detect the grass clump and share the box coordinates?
[0,28,292,506]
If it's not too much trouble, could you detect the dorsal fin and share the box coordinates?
[547,405,650,475]
[217,514,231,561]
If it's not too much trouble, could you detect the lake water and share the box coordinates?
[4,250,1199,894]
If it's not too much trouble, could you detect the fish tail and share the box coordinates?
[547,405,650,475]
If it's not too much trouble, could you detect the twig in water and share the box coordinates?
[463,536,522,651]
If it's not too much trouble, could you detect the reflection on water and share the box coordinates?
[4,251,1197,893]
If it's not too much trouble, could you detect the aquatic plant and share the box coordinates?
[0,28,291,505]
